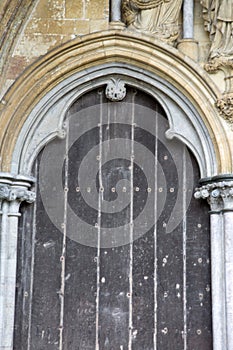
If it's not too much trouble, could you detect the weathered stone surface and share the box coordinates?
[86,0,107,20]
[0,0,110,97]
[0,30,231,175]
[65,0,83,19]
[0,0,35,94]
[0,0,231,105]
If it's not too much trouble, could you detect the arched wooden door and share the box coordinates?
[14,86,212,349]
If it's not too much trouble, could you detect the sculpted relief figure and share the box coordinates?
[122,0,183,44]
[201,0,233,71]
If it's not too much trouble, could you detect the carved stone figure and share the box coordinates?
[217,93,233,126]
[122,0,183,44]
[201,0,233,71]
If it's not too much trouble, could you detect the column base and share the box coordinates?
[177,39,199,61]
[109,21,126,30]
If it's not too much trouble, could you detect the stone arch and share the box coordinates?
[1,30,232,350]
[0,30,231,176]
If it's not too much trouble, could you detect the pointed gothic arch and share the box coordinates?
[0,30,231,350]
[0,30,230,175]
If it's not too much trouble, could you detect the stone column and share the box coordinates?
[110,0,125,29]
[195,177,233,350]
[0,174,35,350]
[177,0,199,61]
[111,0,121,22]
[222,193,233,350]
[183,0,194,39]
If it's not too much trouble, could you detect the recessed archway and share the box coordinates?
[0,30,230,350]
[14,85,213,349]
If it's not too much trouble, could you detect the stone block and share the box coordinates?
[25,19,49,35]
[86,0,106,20]
[90,19,108,33]
[6,56,27,80]
[194,0,205,25]
[65,0,83,19]
[14,34,61,58]
[47,19,76,35]
[177,39,199,61]
[32,0,65,20]
[75,20,90,35]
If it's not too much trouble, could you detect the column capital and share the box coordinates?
[194,176,233,211]
[0,173,36,203]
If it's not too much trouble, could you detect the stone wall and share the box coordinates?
[0,1,232,121]
[0,0,215,99]
[0,0,109,98]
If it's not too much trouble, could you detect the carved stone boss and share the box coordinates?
[195,178,233,350]
[0,174,35,349]
[105,78,126,101]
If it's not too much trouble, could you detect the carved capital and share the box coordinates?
[105,79,126,101]
[0,184,36,203]
[195,180,233,211]
[0,173,36,204]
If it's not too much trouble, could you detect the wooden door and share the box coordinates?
[14,87,212,349]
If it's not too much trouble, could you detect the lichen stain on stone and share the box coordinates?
[14,35,58,57]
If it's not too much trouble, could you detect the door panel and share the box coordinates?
[14,87,212,349]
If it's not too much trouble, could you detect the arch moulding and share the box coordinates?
[1,30,233,350]
[0,30,231,176]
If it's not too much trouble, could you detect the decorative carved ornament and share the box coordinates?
[204,58,233,73]
[105,79,126,101]
[201,0,233,72]
[0,184,36,203]
[195,180,233,210]
[216,94,233,126]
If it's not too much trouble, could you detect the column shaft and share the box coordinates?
[111,0,122,22]
[183,0,194,38]
[195,178,233,350]
[0,201,21,350]
[224,211,233,350]
[0,202,9,349]
[210,212,227,350]
[0,174,35,350]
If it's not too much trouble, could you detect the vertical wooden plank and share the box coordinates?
[132,229,155,349]
[131,120,156,350]
[29,149,64,349]
[58,119,69,349]
[29,209,61,348]
[156,140,184,350]
[98,104,132,349]
[186,156,212,350]
[98,244,130,349]
[154,106,158,350]
[62,90,100,349]
[62,240,98,349]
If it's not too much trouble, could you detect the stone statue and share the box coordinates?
[201,0,233,71]
[122,0,183,44]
